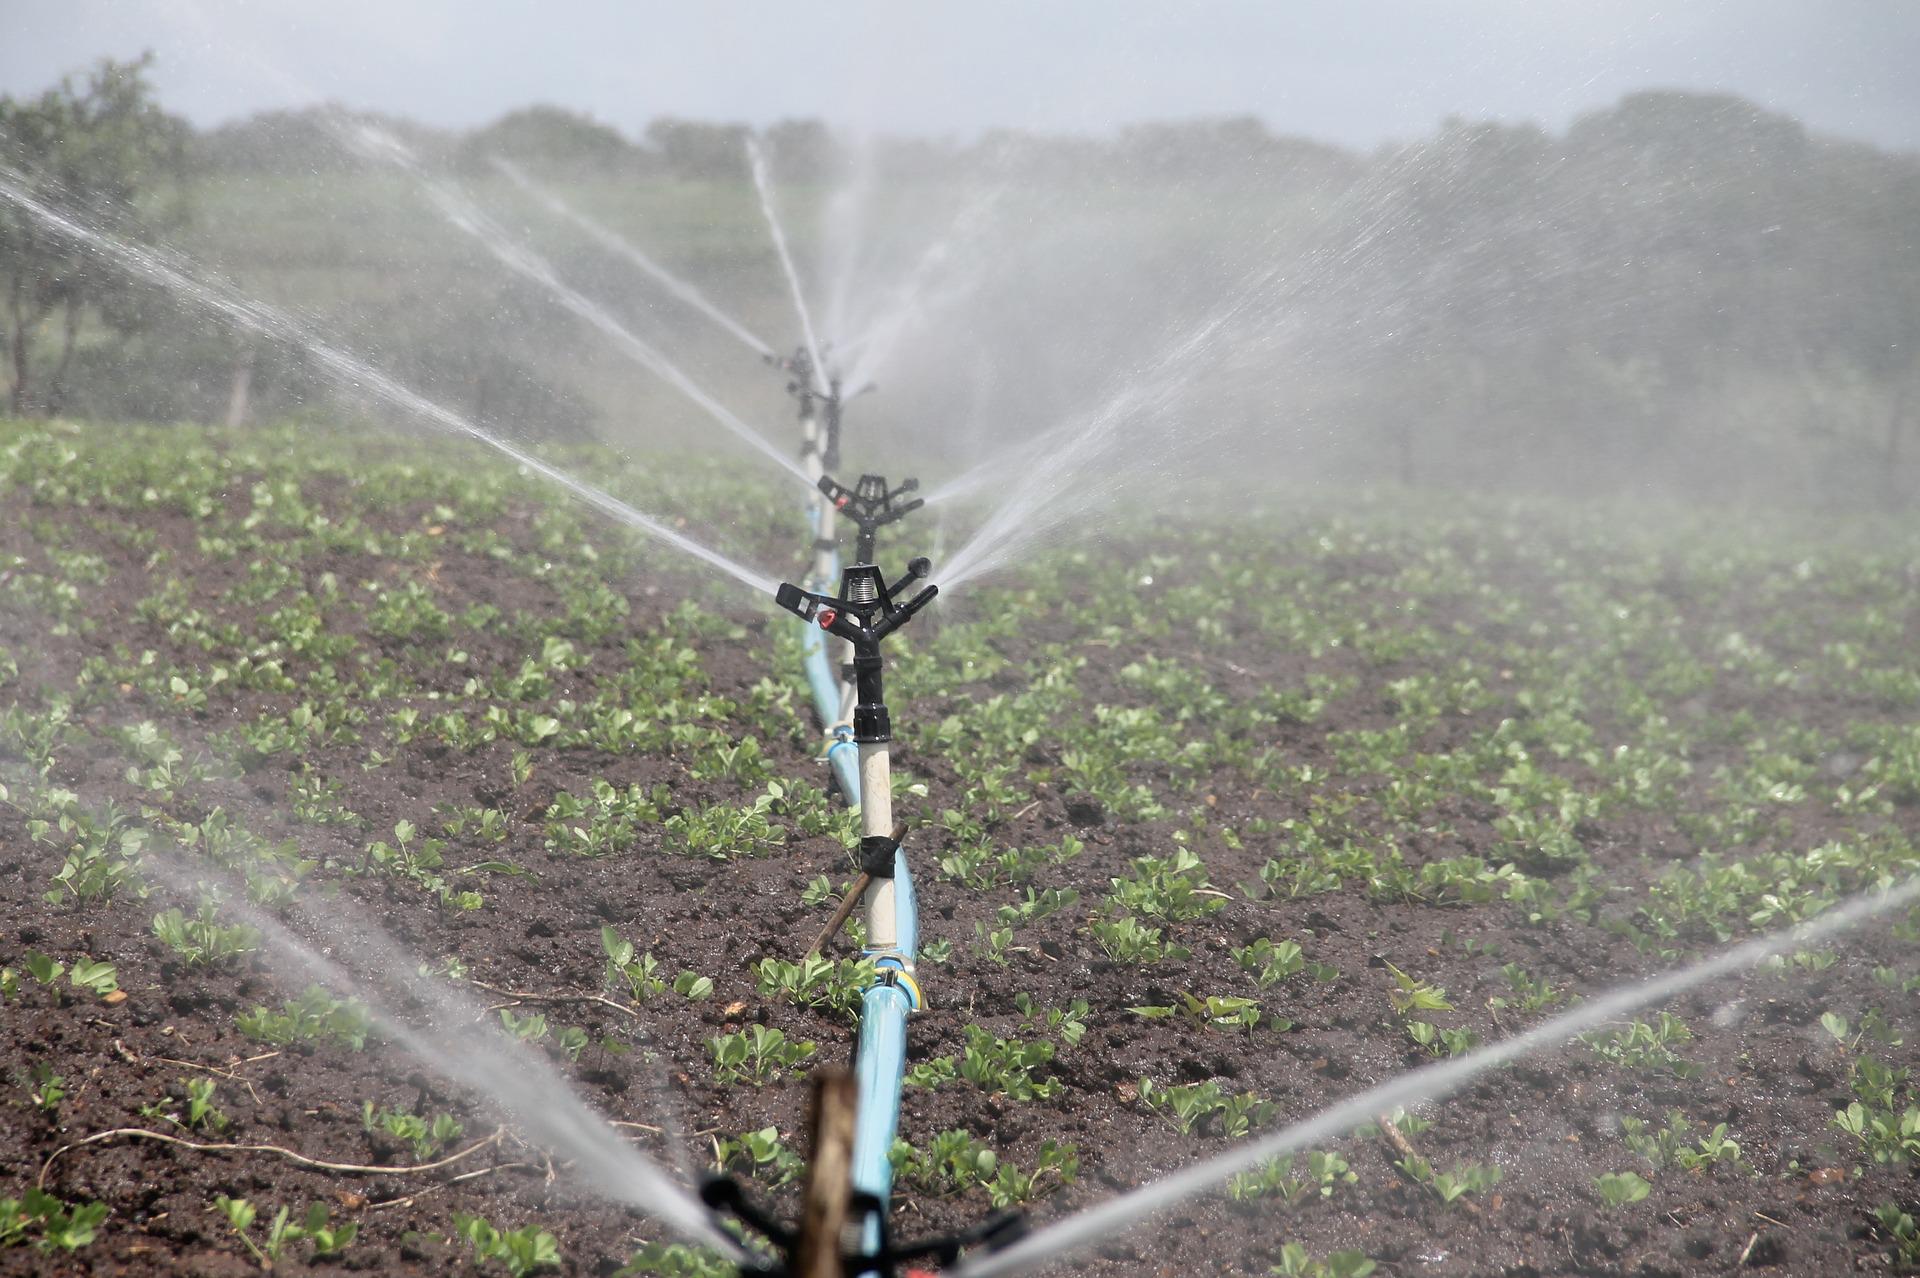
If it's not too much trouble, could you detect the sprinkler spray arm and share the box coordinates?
[818,473,924,565]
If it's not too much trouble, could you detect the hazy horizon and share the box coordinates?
[3,1,1918,153]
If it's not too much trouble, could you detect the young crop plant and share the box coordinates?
[710,1126,806,1188]
[1593,1171,1653,1209]
[142,1077,228,1133]
[1491,962,1562,1013]
[546,781,667,857]
[1228,1151,1357,1207]
[1138,1078,1275,1138]
[708,1026,815,1085]
[1619,1111,1743,1172]
[236,985,376,1051]
[0,1190,109,1255]
[664,785,787,858]
[618,1242,739,1277]
[1397,1156,1502,1209]
[1268,1242,1377,1278]
[152,902,260,967]
[890,1130,1079,1207]
[1089,916,1189,964]
[1108,849,1226,922]
[1234,938,1340,988]
[1013,992,1090,1046]
[1872,1203,1920,1271]
[1583,1013,1701,1079]
[213,1197,358,1266]
[755,955,876,1020]
[452,1212,560,1276]
[363,1102,464,1161]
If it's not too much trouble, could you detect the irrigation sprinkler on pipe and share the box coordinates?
[775,558,936,943]
[818,473,924,566]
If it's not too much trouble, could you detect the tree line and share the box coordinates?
[2,55,1915,505]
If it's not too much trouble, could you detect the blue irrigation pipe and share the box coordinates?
[797,497,920,1270]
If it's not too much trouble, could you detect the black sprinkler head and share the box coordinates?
[773,558,938,743]
[818,472,925,563]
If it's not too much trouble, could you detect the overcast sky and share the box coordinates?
[4,1,1918,152]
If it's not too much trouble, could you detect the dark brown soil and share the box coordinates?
[2,435,1917,1278]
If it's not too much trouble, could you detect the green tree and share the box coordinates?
[0,54,190,416]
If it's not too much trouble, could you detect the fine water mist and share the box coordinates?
[492,156,777,361]
[341,123,813,493]
[961,872,1920,1278]
[0,165,778,598]
[745,135,829,389]
[135,848,737,1255]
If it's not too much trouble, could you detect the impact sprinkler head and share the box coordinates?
[818,473,924,564]
[774,558,935,743]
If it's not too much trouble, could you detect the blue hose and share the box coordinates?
[795,494,919,1270]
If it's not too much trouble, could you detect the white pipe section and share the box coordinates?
[860,742,896,949]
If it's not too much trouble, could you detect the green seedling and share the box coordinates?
[1228,1151,1356,1207]
[1090,916,1188,964]
[1268,1243,1376,1278]
[1593,1171,1653,1208]
[601,926,666,1002]
[213,1196,357,1265]
[25,1065,66,1116]
[1382,961,1452,1014]
[1583,1013,1700,1078]
[1873,1203,1920,1269]
[711,1126,806,1188]
[452,1212,560,1276]
[619,1242,740,1277]
[1398,1155,1501,1207]
[756,955,874,1019]
[708,1026,815,1085]
[153,903,259,967]
[362,1102,464,1161]
[235,985,376,1051]
[1138,1078,1274,1138]
[890,1130,1078,1207]
[0,1190,109,1254]
[1619,1110,1742,1171]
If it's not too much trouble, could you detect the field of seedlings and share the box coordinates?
[3,417,1919,1277]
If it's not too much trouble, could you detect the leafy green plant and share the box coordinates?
[236,985,376,1051]
[711,1126,806,1188]
[452,1212,560,1276]
[363,1102,464,1161]
[0,1190,109,1254]
[708,1026,815,1085]
[153,902,259,966]
[1593,1171,1653,1209]
[1229,1151,1356,1207]
[756,954,875,1019]
[601,926,666,1002]
[1873,1203,1920,1270]
[890,1130,1078,1206]
[213,1197,357,1265]
[618,1241,739,1277]
[1109,849,1225,921]
[1397,1155,1502,1208]
[1619,1111,1742,1171]
[1268,1243,1377,1278]
[1137,1078,1273,1138]
[1583,1013,1700,1078]
[1090,916,1188,963]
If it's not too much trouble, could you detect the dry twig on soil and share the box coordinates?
[39,1126,503,1189]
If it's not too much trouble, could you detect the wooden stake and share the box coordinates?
[793,1068,857,1278]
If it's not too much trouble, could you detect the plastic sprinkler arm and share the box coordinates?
[818,473,926,565]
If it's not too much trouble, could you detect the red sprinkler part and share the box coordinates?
[816,608,838,629]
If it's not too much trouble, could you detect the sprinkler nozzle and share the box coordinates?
[772,559,938,743]
[818,473,925,564]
